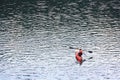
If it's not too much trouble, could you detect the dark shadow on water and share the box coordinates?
[0,0,119,19]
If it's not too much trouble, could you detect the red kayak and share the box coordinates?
[75,52,82,64]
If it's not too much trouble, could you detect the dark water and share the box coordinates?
[0,0,120,80]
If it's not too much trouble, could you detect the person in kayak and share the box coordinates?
[75,49,83,56]
[78,49,83,56]
[75,49,83,64]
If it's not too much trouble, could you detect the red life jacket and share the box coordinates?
[75,52,82,64]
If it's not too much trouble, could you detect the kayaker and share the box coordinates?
[75,49,83,64]
[75,49,83,57]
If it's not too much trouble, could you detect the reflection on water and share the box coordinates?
[0,0,120,80]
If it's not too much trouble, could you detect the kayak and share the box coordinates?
[75,52,82,64]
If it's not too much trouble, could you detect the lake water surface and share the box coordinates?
[0,0,120,80]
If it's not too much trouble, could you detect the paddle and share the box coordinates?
[69,46,93,53]
[83,57,93,62]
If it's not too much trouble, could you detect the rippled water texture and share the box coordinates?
[0,0,120,80]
